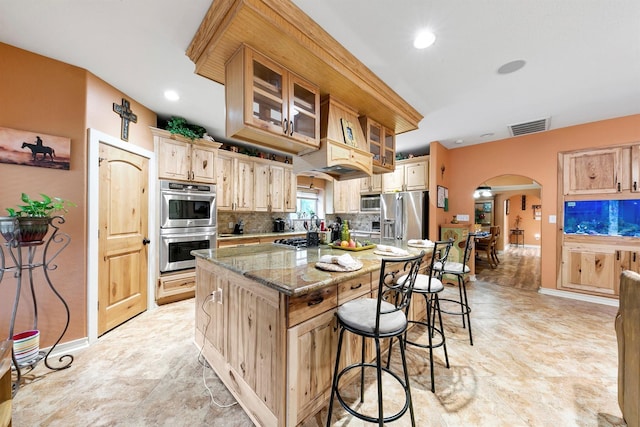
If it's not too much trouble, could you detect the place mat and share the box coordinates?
[315,260,363,272]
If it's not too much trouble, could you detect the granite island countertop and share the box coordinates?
[192,241,429,297]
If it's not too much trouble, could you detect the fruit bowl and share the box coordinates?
[328,244,375,251]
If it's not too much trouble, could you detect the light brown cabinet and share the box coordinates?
[359,116,395,173]
[332,178,360,213]
[153,129,220,183]
[621,145,640,193]
[216,152,254,211]
[563,148,621,195]
[254,162,286,212]
[218,152,294,213]
[560,240,640,297]
[382,157,429,192]
[360,173,382,193]
[284,167,297,213]
[225,45,320,155]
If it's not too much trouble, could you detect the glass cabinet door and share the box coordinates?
[369,121,382,164]
[289,75,318,144]
[383,128,395,168]
[249,52,287,135]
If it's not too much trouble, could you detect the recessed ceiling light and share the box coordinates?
[413,30,436,49]
[497,60,526,74]
[164,90,180,101]
[455,139,464,144]
[480,132,494,138]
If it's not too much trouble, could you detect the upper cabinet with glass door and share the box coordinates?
[225,44,320,155]
[359,116,395,173]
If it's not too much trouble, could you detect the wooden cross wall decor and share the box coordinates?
[113,98,138,141]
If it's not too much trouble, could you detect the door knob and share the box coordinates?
[142,238,151,245]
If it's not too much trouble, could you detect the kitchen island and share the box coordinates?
[192,242,429,427]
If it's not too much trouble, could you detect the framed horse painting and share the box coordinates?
[0,127,70,170]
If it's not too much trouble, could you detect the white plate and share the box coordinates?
[373,249,410,257]
[407,242,435,248]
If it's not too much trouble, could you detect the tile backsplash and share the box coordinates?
[217,211,380,234]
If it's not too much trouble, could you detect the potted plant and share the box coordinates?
[1,193,76,243]
[165,116,206,141]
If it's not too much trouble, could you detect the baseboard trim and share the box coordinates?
[538,288,619,307]
[42,338,90,359]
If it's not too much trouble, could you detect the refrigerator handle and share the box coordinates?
[397,194,404,240]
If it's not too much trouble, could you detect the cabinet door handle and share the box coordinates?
[616,251,620,260]
[282,120,288,135]
[350,283,363,290]
[289,119,294,136]
[634,181,638,191]
[634,252,637,262]
[308,296,324,306]
[617,182,621,192]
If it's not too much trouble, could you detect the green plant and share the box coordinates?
[165,116,206,141]
[6,193,76,217]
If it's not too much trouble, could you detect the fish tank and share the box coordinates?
[564,200,640,237]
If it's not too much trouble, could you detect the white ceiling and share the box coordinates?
[1,0,639,154]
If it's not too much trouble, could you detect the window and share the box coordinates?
[296,188,321,217]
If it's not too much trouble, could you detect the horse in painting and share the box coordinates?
[22,141,55,161]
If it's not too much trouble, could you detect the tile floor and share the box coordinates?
[12,248,626,426]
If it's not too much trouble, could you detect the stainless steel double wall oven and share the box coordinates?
[159,180,216,273]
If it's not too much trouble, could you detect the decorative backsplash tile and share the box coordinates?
[217,211,380,233]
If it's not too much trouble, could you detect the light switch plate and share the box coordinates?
[549,215,556,224]
[456,214,470,221]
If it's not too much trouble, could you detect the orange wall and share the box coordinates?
[436,114,640,291]
[0,43,156,346]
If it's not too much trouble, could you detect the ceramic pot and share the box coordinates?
[16,217,50,244]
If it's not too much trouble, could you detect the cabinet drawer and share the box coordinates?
[157,271,196,304]
[288,286,337,327]
[337,273,372,305]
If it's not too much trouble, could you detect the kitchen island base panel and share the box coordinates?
[195,258,285,427]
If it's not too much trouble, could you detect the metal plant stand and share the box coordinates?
[0,216,74,396]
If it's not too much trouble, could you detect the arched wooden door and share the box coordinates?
[97,142,149,335]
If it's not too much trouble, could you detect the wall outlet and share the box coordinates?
[228,222,234,229]
[457,214,470,222]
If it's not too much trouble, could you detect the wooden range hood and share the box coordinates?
[186,0,423,137]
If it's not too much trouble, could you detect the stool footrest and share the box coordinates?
[334,362,411,424]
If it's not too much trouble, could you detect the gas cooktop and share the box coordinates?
[273,237,307,249]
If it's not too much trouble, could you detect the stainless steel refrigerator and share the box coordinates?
[380,191,429,241]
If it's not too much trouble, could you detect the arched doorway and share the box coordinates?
[473,174,542,290]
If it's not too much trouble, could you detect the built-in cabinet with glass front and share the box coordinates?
[559,143,640,298]
[225,44,320,155]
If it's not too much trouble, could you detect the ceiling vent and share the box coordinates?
[508,117,550,137]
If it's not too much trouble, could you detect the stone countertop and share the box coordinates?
[217,230,306,240]
[192,240,430,297]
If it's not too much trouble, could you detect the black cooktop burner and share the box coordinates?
[273,237,307,249]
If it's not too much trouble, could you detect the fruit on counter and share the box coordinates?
[340,240,349,247]
[356,241,362,248]
[348,239,356,248]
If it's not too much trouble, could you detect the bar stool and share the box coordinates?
[393,239,453,393]
[433,232,475,345]
[326,251,424,427]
